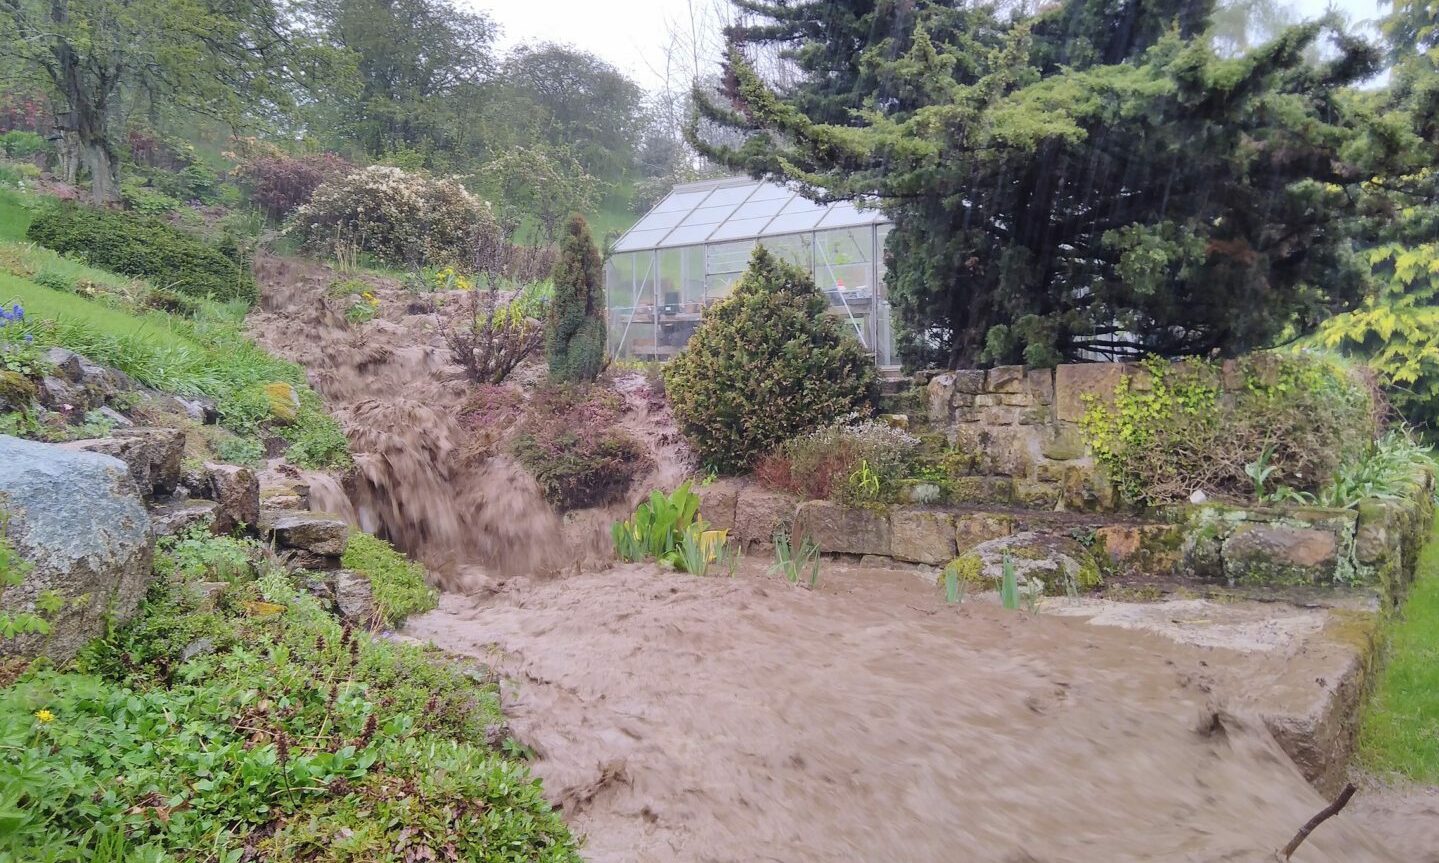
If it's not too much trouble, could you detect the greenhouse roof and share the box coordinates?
[612,177,890,253]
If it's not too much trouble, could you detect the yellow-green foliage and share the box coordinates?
[1080,353,1376,505]
[341,532,438,627]
[1313,240,1439,431]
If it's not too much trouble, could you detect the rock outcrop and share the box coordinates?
[0,435,153,662]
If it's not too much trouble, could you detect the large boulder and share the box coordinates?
[37,347,133,415]
[0,435,153,662]
[948,532,1101,596]
[262,510,349,558]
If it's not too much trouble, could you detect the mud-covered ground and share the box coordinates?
[249,255,1437,863]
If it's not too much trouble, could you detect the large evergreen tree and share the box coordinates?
[547,214,606,383]
[692,0,1388,368]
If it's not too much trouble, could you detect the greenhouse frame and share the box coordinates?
[605,177,897,369]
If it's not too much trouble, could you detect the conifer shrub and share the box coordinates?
[546,214,606,382]
[26,204,257,303]
[664,247,876,473]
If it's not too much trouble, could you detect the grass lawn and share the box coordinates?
[0,186,35,241]
[1358,509,1439,782]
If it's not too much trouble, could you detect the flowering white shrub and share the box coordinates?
[288,166,499,267]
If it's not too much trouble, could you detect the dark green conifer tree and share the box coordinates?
[547,213,606,382]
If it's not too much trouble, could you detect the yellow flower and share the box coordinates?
[33,709,54,723]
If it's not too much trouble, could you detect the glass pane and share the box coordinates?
[705,239,756,303]
[614,228,671,252]
[763,211,824,234]
[657,246,706,309]
[747,182,793,202]
[680,204,738,227]
[817,202,882,229]
[605,252,657,360]
[758,234,813,272]
[780,195,825,214]
[732,196,787,220]
[652,190,711,213]
[875,222,895,365]
[660,223,717,247]
[630,209,686,232]
[700,184,756,207]
[708,216,772,242]
[814,227,875,351]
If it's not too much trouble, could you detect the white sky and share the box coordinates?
[472,0,1390,93]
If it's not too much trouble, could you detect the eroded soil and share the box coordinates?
[250,255,1432,862]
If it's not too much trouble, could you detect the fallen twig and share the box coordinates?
[1278,783,1357,860]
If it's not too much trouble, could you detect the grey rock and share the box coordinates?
[264,511,349,557]
[98,406,133,429]
[149,499,219,539]
[733,485,798,547]
[889,509,956,564]
[334,569,377,626]
[207,463,259,533]
[0,435,153,662]
[954,532,1098,596]
[792,500,890,557]
[62,427,183,498]
[180,637,215,662]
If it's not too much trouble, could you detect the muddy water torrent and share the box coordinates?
[249,255,1427,862]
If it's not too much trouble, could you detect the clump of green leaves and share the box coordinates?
[664,247,876,474]
[341,532,438,627]
[770,531,822,588]
[1080,353,1377,505]
[1000,552,1020,611]
[611,481,712,573]
[1272,431,1438,510]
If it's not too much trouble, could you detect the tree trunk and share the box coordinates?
[78,135,119,205]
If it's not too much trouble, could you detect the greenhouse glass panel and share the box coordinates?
[652,190,711,213]
[704,239,756,302]
[757,234,813,272]
[605,250,658,358]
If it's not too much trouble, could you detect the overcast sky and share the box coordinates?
[471,0,1389,92]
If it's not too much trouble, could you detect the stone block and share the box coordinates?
[955,513,1014,553]
[950,476,1013,505]
[999,393,1034,407]
[1040,424,1088,461]
[792,501,890,557]
[206,463,260,534]
[1025,369,1055,405]
[974,393,1002,408]
[987,365,1026,393]
[264,511,349,557]
[1055,362,1134,422]
[150,500,220,539]
[1060,464,1114,512]
[697,479,742,533]
[927,372,956,422]
[1093,524,1183,574]
[890,509,957,565]
[1221,524,1339,585]
[953,370,986,394]
[1013,480,1061,510]
[734,485,798,546]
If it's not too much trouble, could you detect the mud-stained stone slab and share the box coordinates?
[1046,595,1380,794]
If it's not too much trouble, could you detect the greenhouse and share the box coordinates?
[605,177,897,368]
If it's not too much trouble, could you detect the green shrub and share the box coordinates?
[546,214,605,383]
[664,247,876,473]
[341,532,438,627]
[283,408,352,470]
[511,385,648,509]
[120,179,182,215]
[1080,353,1379,505]
[0,130,47,159]
[26,204,257,304]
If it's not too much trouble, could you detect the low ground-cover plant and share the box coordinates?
[665,247,876,473]
[341,532,438,628]
[755,416,921,505]
[0,533,580,862]
[1080,353,1378,505]
[27,204,257,304]
[512,385,648,510]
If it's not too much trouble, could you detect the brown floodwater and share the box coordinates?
[248,255,1432,863]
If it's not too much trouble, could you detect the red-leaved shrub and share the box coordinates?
[511,386,649,510]
[235,151,352,220]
